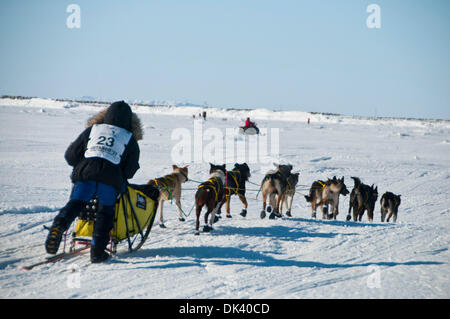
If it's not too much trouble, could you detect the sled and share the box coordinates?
[71,184,159,253]
[239,126,259,135]
[21,246,91,271]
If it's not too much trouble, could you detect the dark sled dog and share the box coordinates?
[260,163,293,219]
[194,163,226,235]
[280,172,300,217]
[380,192,401,222]
[346,177,378,222]
[305,176,349,220]
[220,163,251,218]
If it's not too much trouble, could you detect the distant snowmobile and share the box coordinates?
[239,117,260,135]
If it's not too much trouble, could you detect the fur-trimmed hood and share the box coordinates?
[86,105,143,141]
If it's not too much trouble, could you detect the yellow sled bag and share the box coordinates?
[73,184,158,248]
[112,185,157,242]
[74,219,94,238]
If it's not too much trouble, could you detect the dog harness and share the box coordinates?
[225,170,241,198]
[317,180,326,189]
[154,175,177,201]
[198,177,223,201]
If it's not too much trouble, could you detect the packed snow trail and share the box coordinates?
[0,100,449,298]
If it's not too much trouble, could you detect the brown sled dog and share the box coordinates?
[147,165,189,228]
[380,192,401,222]
[194,163,226,235]
[346,177,378,222]
[260,164,293,219]
[305,176,349,220]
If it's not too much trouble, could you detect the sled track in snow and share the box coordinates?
[0,205,60,216]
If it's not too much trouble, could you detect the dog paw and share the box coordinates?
[270,212,281,219]
[260,211,266,219]
[203,225,213,232]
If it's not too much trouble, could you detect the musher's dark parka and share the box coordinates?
[64,101,143,192]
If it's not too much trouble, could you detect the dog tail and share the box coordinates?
[351,176,361,188]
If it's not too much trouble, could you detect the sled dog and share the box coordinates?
[220,163,252,218]
[147,165,189,228]
[305,176,349,220]
[380,192,401,222]
[260,163,293,219]
[347,177,378,222]
[194,163,226,234]
[280,172,300,217]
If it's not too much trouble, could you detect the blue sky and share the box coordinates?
[0,0,449,119]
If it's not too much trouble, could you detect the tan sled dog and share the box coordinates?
[147,165,189,228]
[305,176,349,220]
[260,164,293,219]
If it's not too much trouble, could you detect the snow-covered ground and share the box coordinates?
[0,98,449,299]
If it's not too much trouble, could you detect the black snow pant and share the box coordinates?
[53,199,115,253]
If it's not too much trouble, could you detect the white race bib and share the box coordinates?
[85,124,132,164]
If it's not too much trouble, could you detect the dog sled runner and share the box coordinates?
[22,184,158,270]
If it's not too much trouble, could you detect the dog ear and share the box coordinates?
[172,164,178,170]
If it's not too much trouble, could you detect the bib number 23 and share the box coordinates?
[85,124,132,165]
[96,136,115,147]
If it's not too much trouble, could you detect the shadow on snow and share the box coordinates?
[116,245,442,270]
